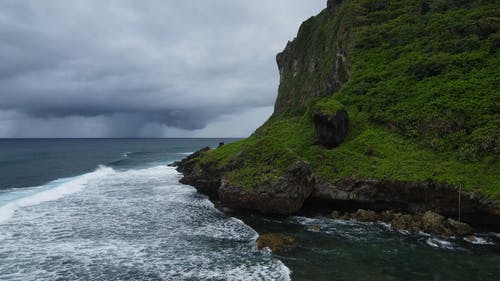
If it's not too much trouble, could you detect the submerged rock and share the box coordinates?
[256,233,296,252]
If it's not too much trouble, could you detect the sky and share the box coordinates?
[0,0,325,138]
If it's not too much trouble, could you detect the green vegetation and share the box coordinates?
[194,0,500,199]
[312,98,345,115]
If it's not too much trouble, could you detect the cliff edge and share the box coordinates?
[176,0,500,232]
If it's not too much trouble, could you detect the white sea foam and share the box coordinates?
[0,164,291,281]
[464,236,495,245]
[426,238,456,249]
[0,165,114,223]
[179,152,194,155]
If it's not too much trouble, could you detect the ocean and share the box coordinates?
[0,139,499,281]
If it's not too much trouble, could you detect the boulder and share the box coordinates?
[392,214,422,231]
[380,210,396,222]
[352,209,378,222]
[421,211,453,236]
[447,219,473,236]
[256,233,296,252]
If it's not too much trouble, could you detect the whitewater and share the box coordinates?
[0,165,290,281]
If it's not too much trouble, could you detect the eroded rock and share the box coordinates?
[175,147,222,199]
[329,209,473,236]
[313,110,349,147]
[218,160,315,215]
[309,178,500,230]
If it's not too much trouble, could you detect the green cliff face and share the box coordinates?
[274,0,351,114]
[193,0,500,199]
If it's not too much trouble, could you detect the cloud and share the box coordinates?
[0,0,325,137]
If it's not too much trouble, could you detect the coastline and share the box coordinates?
[173,147,500,236]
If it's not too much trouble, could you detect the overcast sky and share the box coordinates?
[0,0,325,138]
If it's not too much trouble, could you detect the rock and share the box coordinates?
[256,233,296,252]
[308,178,500,231]
[175,147,222,199]
[422,211,452,236]
[352,209,378,222]
[218,142,224,148]
[330,210,349,220]
[447,219,473,235]
[313,110,349,147]
[328,208,472,236]
[218,160,315,215]
[330,211,341,219]
[380,210,396,222]
[392,214,422,231]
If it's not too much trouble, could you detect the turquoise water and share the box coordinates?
[0,139,499,280]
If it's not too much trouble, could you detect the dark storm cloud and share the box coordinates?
[0,0,325,137]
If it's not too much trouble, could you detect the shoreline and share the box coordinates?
[173,147,500,237]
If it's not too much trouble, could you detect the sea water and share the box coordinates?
[0,139,499,281]
[0,139,289,281]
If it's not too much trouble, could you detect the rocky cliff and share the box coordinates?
[274,0,351,114]
[176,0,500,233]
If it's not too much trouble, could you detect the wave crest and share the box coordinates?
[0,165,114,224]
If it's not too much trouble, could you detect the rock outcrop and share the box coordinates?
[273,0,350,114]
[176,149,315,215]
[218,160,315,215]
[175,147,222,200]
[313,109,349,147]
[310,178,500,230]
[175,148,500,233]
[331,209,473,236]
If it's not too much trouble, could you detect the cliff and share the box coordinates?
[176,0,500,232]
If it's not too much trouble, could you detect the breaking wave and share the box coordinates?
[0,165,290,281]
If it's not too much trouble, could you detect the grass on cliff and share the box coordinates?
[337,0,500,159]
[207,108,499,199]
[194,0,500,199]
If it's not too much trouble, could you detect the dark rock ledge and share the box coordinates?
[174,147,500,235]
[219,160,315,215]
